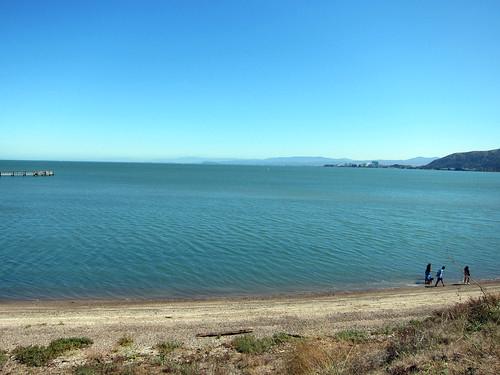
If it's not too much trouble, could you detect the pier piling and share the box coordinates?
[0,170,54,177]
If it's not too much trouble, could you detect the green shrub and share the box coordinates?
[13,345,52,367]
[13,337,93,367]
[372,325,397,336]
[232,332,296,354]
[0,350,8,367]
[232,335,275,354]
[335,329,369,343]
[49,337,93,353]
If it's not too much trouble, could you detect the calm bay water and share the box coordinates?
[1,161,499,300]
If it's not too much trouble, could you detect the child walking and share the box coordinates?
[435,266,445,287]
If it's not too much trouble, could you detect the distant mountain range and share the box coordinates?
[422,148,500,172]
[154,149,500,171]
[158,156,438,167]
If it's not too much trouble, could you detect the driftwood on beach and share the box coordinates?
[196,329,253,337]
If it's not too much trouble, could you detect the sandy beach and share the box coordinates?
[1,281,499,353]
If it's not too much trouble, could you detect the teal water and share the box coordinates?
[1,161,499,300]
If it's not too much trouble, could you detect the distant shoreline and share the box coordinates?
[1,159,497,171]
[0,157,437,168]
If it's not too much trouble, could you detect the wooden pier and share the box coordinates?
[0,170,54,177]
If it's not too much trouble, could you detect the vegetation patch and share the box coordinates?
[75,356,200,375]
[163,361,200,375]
[156,340,182,364]
[74,365,98,375]
[271,332,298,344]
[335,329,369,343]
[286,294,500,374]
[287,338,388,375]
[13,337,93,367]
[50,337,93,352]
[438,292,500,332]
[232,332,296,354]
[117,335,134,347]
[157,340,181,355]
[232,335,274,354]
[13,345,50,367]
[74,362,147,375]
[0,350,8,367]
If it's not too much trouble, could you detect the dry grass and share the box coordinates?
[117,335,134,347]
[286,339,335,374]
[156,340,182,355]
[156,340,182,365]
[286,339,386,375]
[384,294,500,374]
[285,293,500,375]
[74,361,153,375]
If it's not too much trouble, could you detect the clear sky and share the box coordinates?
[1,0,499,161]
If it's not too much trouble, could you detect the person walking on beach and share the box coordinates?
[424,263,433,285]
[464,266,471,284]
[435,266,445,287]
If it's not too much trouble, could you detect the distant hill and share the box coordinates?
[223,157,352,166]
[377,157,438,167]
[157,156,437,167]
[422,149,500,172]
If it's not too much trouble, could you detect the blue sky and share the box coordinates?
[1,0,499,161]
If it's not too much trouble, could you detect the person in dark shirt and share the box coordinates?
[424,263,433,285]
[463,266,471,284]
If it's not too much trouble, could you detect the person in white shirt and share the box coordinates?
[435,266,445,287]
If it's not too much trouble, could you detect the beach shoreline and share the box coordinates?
[1,280,499,350]
[1,280,499,374]
[1,278,499,307]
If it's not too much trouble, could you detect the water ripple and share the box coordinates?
[1,162,499,299]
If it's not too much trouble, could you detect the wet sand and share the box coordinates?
[1,281,498,352]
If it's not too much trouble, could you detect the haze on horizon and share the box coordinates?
[1,1,499,162]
